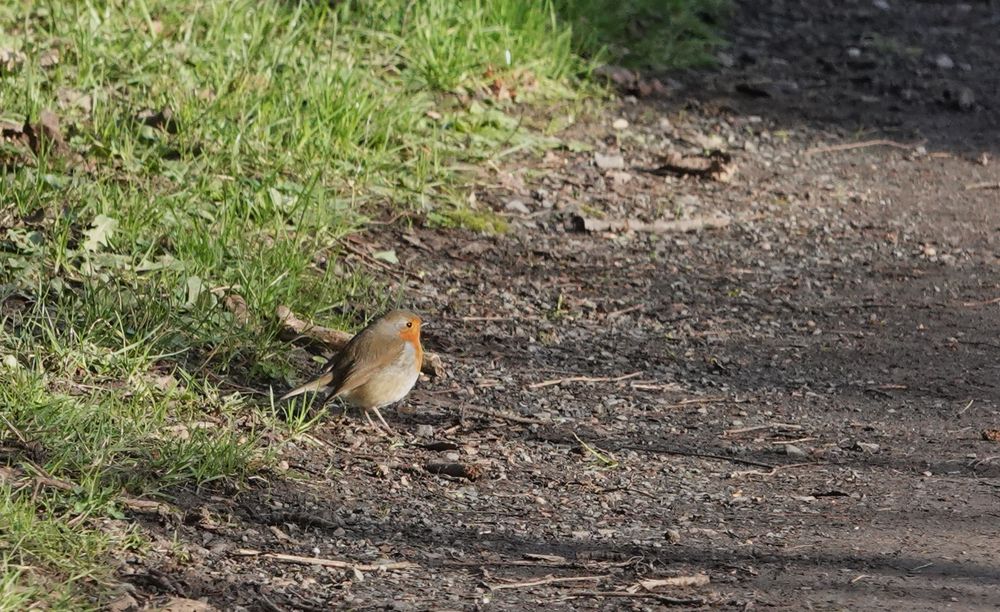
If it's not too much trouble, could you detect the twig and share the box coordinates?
[722,423,803,437]
[606,304,643,318]
[487,575,608,591]
[0,413,27,444]
[962,297,1000,307]
[235,550,418,572]
[276,305,445,378]
[572,433,619,468]
[958,399,975,415]
[729,462,820,478]
[657,397,727,409]
[341,241,406,280]
[463,405,549,425]
[804,138,926,156]
[619,445,776,469]
[529,371,642,389]
[1,463,170,513]
[573,214,731,235]
[566,591,705,605]
[964,181,1000,191]
[768,437,816,445]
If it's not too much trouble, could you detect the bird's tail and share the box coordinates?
[279,372,334,401]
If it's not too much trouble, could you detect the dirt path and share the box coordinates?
[126,2,1000,610]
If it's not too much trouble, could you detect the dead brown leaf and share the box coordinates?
[39,48,60,68]
[982,429,1000,442]
[0,48,26,74]
[137,107,179,133]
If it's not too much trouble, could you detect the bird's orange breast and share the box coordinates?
[398,326,423,371]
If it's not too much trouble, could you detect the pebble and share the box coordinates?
[612,118,629,130]
[784,444,807,458]
[594,152,625,170]
[934,54,954,69]
[505,199,530,214]
[957,87,975,111]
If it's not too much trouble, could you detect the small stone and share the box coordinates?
[847,47,862,59]
[873,0,890,10]
[415,424,434,437]
[612,118,629,130]
[107,593,139,612]
[934,54,954,69]
[784,444,807,458]
[665,528,682,543]
[505,199,529,214]
[594,152,625,170]
[854,442,880,453]
[608,170,633,186]
[957,87,975,111]
[717,52,735,68]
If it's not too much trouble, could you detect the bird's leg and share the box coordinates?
[368,407,396,438]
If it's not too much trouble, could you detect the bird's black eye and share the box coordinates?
[406,321,413,328]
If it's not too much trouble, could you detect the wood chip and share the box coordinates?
[639,574,710,590]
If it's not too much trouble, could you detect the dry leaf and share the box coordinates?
[83,215,118,252]
[982,429,1000,442]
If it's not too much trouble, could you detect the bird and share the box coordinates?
[280,309,424,433]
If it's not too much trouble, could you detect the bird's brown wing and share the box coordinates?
[280,328,403,401]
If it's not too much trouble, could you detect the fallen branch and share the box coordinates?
[0,464,171,513]
[722,422,803,437]
[567,591,706,605]
[804,138,926,156]
[487,575,608,591]
[529,371,643,389]
[572,214,731,235]
[276,305,445,378]
[235,550,418,572]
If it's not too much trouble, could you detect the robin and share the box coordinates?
[280,309,424,432]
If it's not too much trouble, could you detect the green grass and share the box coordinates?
[0,0,725,607]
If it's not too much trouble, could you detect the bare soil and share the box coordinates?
[122,1,1000,610]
